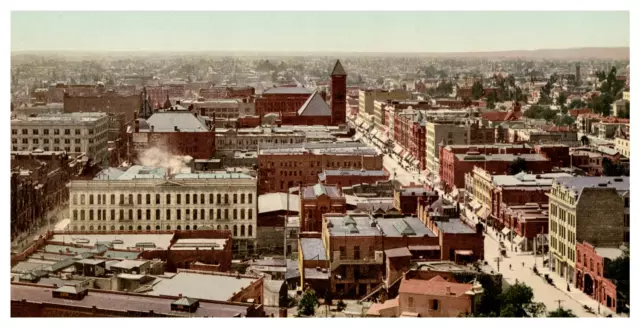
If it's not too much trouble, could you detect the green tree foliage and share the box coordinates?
[580,135,590,146]
[256,59,277,72]
[499,282,546,317]
[376,77,385,85]
[602,158,629,176]
[524,105,558,121]
[471,81,484,100]
[568,99,587,109]
[617,102,630,119]
[605,252,630,310]
[297,287,319,316]
[554,115,575,127]
[547,307,577,317]
[507,157,527,175]
[557,93,567,108]
[486,92,498,109]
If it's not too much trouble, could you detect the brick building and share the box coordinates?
[63,90,143,124]
[330,60,347,125]
[439,144,554,191]
[574,242,625,312]
[299,184,346,232]
[434,99,485,109]
[278,90,333,126]
[570,147,626,176]
[548,177,629,284]
[393,184,437,215]
[497,203,550,252]
[10,151,79,240]
[130,110,216,161]
[257,142,383,194]
[199,86,255,100]
[255,87,312,117]
[318,169,389,188]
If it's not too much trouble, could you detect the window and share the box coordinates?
[186,209,191,220]
[248,225,253,237]
[209,209,214,220]
[146,209,151,220]
[225,194,229,204]
[64,129,70,135]
[233,209,238,220]
[75,139,80,144]
[33,138,39,144]
[217,194,221,204]
[625,198,629,208]
[354,246,360,260]
[431,299,439,311]
[233,225,238,236]
[233,194,238,204]
[75,129,81,135]
[217,209,222,220]
[89,210,94,220]
[224,209,229,219]
[120,194,125,204]
[137,194,142,204]
[89,195,94,205]
[241,225,245,236]
[177,210,182,220]
[193,193,197,204]
[129,210,133,220]
[146,194,151,204]
[209,194,214,204]
[201,209,205,221]
[166,194,171,204]
[177,194,181,204]
[408,297,414,309]
[241,194,245,204]
[240,209,245,220]
[166,209,171,220]
[120,209,124,221]
[200,194,204,204]
[248,209,252,220]
[186,194,190,204]
[156,194,160,204]
[194,210,198,220]
[339,246,346,257]
[54,129,60,135]
[110,209,115,220]
[137,209,142,220]
[11,129,17,135]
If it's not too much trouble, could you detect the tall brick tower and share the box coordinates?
[330,59,347,125]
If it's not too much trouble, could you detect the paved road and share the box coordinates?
[470,211,615,317]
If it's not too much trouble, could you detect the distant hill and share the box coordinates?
[11,47,630,60]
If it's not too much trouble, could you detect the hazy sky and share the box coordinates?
[12,11,630,53]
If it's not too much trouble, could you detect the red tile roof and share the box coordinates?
[568,108,592,118]
[398,276,472,297]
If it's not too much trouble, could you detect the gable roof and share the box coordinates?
[331,60,347,76]
[399,276,473,297]
[297,91,332,116]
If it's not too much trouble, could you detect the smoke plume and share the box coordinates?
[138,147,190,173]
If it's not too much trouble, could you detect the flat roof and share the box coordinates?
[50,233,175,250]
[172,238,227,250]
[326,215,381,237]
[110,259,149,270]
[93,165,254,181]
[377,217,436,238]
[434,219,477,234]
[258,192,299,213]
[146,271,258,302]
[299,238,327,261]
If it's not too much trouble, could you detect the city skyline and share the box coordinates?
[12,11,630,53]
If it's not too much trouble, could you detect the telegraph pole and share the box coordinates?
[554,299,564,310]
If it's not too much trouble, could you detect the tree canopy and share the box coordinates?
[524,105,558,121]
[297,287,319,316]
[499,282,546,317]
[471,81,484,100]
[506,157,527,175]
[547,307,577,317]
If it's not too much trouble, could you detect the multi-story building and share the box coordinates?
[255,87,312,117]
[393,184,437,215]
[574,242,626,312]
[570,147,626,176]
[198,86,255,100]
[424,119,495,178]
[439,144,554,192]
[299,183,346,232]
[68,165,258,254]
[358,89,411,117]
[130,110,216,161]
[318,169,389,187]
[257,142,383,194]
[614,124,630,158]
[11,112,109,166]
[215,126,306,155]
[330,60,347,126]
[507,126,579,146]
[63,90,143,124]
[547,177,629,284]
[181,98,255,127]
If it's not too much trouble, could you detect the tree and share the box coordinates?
[557,93,567,108]
[471,81,484,100]
[580,135,590,146]
[554,115,575,127]
[376,77,384,85]
[499,282,546,317]
[297,287,319,316]
[568,99,587,109]
[507,157,527,175]
[605,253,630,311]
[547,307,577,317]
[602,158,629,176]
[486,92,498,109]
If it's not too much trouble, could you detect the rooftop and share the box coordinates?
[297,91,331,117]
[434,218,477,234]
[258,192,300,214]
[263,87,312,95]
[299,238,327,261]
[399,276,473,297]
[146,271,259,302]
[326,215,382,237]
[302,183,343,199]
[491,171,572,187]
[11,112,108,124]
[93,165,253,181]
[456,153,548,162]
[554,176,630,201]
[142,111,209,132]
[50,233,175,250]
[377,217,436,238]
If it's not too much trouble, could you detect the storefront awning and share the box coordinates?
[513,235,525,246]
[468,200,481,211]
[455,250,474,256]
[501,227,511,235]
[476,206,490,220]
[393,145,403,155]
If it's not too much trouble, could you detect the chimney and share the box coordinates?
[174,126,179,132]
[150,125,154,132]
[446,285,451,295]
[178,293,183,298]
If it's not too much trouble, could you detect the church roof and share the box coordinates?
[297,91,332,116]
[331,60,347,76]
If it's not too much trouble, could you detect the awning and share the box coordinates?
[384,247,412,258]
[454,250,474,256]
[501,227,511,235]
[513,235,525,246]
[393,145,403,155]
[377,134,390,144]
[408,245,440,251]
[362,122,370,130]
[468,200,481,211]
[476,206,490,220]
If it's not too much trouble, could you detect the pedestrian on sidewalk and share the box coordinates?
[509,264,512,270]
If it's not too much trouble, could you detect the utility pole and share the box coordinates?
[554,299,564,310]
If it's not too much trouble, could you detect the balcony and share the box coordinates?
[330,251,383,271]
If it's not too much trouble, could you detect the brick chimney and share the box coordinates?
[279,308,287,318]
[134,112,140,133]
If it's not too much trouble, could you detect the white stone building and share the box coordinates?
[11,112,109,166]
[68,165,258,253]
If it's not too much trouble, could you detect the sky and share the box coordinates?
[11,11,630,53]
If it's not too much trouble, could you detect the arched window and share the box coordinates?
[217,209,221,220]
[156,209,160,220]
[590,259,594,271]
[167,225,171,230]
[73,194,78,205]
[89,226,94,231]
[200,194,204,204]
[166,194,171,204]
[98,210,101,220]
[248,225,253,237]
[111,226,116,231]
[241,194,245,204]
[73,210,78,220]
[224,194,229,204]
[137,209,142,220]
[89,195,94,205]
[225,209,229,219]
[186,225,190,230]
[241,225,245,236]
[111,209,115,221]
[155,194,160,204]
[193,225,198,230]
[146,209,151,220]
[209,194,214,204]
[233,209,237,220]
[240,209,245,220]
[146,225,151,231]
[119,209,124,221]
[128,225,133,230]
[80,210,85,220]
[224,225,229,230]
[193,194,197,204]
[248,209,253,220]
[217,194,221,204]
[97,225,101,231]
[129,209,133,220]
[201,209,205,221]
[103,225,107,231]
[186,194,190,204]
[233,225,238,236]
[111,194,115,204]
[73,226,78,231]
[80,194,85,205]
[209,209,214,220]
[233,194,237,204]
[194,210,198,220]
[80,226,85,231]
[177,225,182,230]
[119,226,124,231]
[248,194,253,204]
[166,209,171,220]
[137,225,142,231]
[217,225,222,230]
[120,194,124,204]
[156,225,161,230]
[137,194,142,204]
[89,210,94,220]
[128,194,133,204]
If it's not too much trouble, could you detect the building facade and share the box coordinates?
[68,166,258,254]
[11,112,109,166]
[255,87,312,117]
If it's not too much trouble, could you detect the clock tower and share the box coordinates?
[330,59,347,125]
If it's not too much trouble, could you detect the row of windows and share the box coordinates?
[73,192,254,205]
[12,138,89,145]
[72,224,253,236]
[72,208,253,221]
[12,128,90,136]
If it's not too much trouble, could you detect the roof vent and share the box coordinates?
[613,177,623,182]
